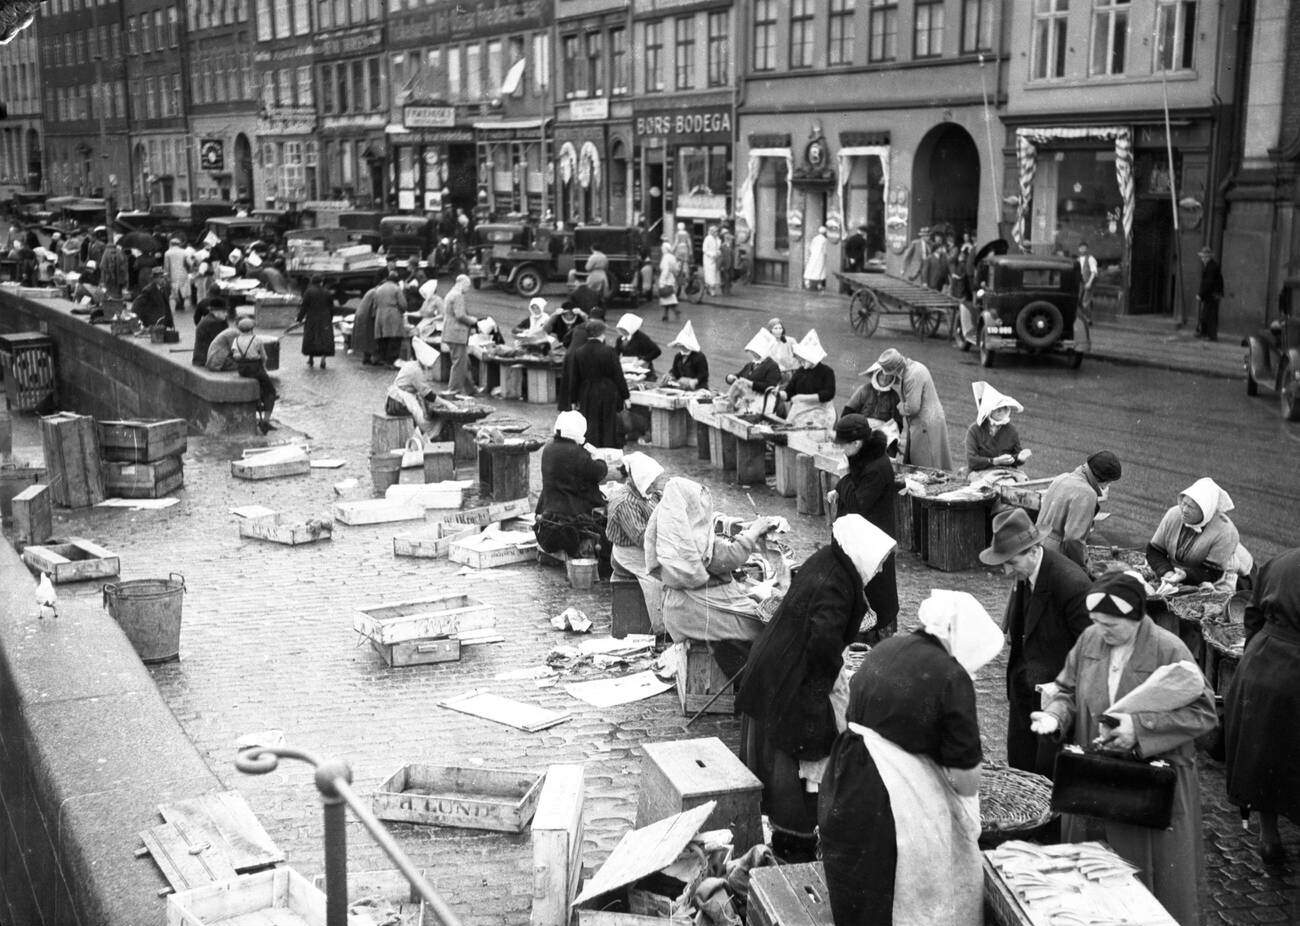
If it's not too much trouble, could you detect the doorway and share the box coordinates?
[913,123,980,238]
[1130,199,1173,315]
[234,134,253,208]
[445,143,477,214]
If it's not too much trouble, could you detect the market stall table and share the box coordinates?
[687,398,723,464]
[476,436,545,500]
[626,388,694,449]
[716,413,774,486]
[516,353,565,406]
[427,400,494,465]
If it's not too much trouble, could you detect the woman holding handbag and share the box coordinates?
[1030,572,1217,926]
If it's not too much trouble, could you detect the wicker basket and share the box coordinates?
[978,764,1056,848]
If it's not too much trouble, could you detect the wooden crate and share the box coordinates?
[525,366,558,405]
[635,737,762,853]
[166,867,327,926]
[648,407,690,449]
[676,641,735,716]
[773,445,799,498]
[373,764,544,832]
[22,538,119,583]
[611,574,652,639]
[103,455,184,498]
[423,443,455,483]
[531,764,586,926]
[369,635,462,668]
[354,594,495,645]
[449,532,538,569]
[0,463,42,524]
[230,447,310,480]
[97,418,188,463]
[332,498,426,525]
[445,496,534,526]
[385,481,468,510]
[372,413,416,455]
[40,412,105,508]
[238,514,333,546]
[747,864,833,926]
[393,522,479,559]
[11,483,51,549]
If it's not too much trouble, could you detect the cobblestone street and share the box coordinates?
[7,298,1297,926]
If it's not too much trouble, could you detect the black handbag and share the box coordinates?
[1050,744,1178,829]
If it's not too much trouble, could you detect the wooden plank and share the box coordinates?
[795,454,824,517]
[531,764,586,926]
[773,446,799,498]
[372,764,543,832]
[438,690,570,733]
[384,481,470,510]
[572,802,717,906]
[11,482,52,549]
[157,791,286,873]
[332,498,427,525]
[354,594,495,645]
[140,821,238,893]
[627,390,692,411]
[22,538,120,583]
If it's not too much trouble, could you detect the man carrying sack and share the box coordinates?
[980,508,1092,777]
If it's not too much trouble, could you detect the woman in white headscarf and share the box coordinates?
[606,452,667,633]
[615,312,662,375]
[535,410,610,558]
[778,330,836,429]
[723,327,782,415]
[818,589,1003,926]
[644,477,780,676]
[385,336,441,433]
[1147,477,1246,591]
[964,380,1031,474]
[658,242,681,322]
[738,515,896,862]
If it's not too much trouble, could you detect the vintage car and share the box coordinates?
[467,222,575,296]
[149,202,237,242]
[1244,277,1300,421]
[975,252,1084,369]
[338,210,383,250]
[205,215,281,250]
[568,225,650,304]
[379,215,438,263]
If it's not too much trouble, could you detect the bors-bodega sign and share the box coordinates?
[634,106,732,144]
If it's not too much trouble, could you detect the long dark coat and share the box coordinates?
[351,287,379,356]
[565,338,630,448]
[737,541,868,760]
[298,284,337,357]
[1225,548,1300,820]
[834,432,901,632]
[1002,548,1092,775]
[537,437,608,520]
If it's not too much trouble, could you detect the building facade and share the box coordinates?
[36,0,132,205]
[123,0,191,205]
[736,0,1006,287]
[252,0,317,208]
[188,0,259,206]
[0,22,44,196]
[312,0,387,206]
[1002,0,1242,320]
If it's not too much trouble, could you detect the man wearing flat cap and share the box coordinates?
[1036,451,1123,571]
[981,507,1091,776]
[1195,244,1223,341]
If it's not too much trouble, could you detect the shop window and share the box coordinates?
[674,17,694,90]
[644,20,664,92]
[611,28,627,94]
[828,0,855,66]
[1031,0,1069,80]
[753,0,776,71]
[562,34,580,98]
[961,0,994,53]
[707,11,729,85]
[868,0,897,63]
[1154,0,1196,72]
[914,0,944,58]
[789,0,813,69]
[1090,0,1128,76]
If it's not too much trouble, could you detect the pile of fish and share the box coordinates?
[987,841,1168,926]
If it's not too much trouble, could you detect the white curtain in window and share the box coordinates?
[1014,126,1133,248]
[835,145,890,236]
[737,147,792,244]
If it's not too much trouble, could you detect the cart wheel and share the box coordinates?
[909,308,943,339]
[849,290,880,337]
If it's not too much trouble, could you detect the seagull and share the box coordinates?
[35,572,57,620]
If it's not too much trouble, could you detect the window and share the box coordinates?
[868,0,898,62]
[332,0,346,29]
[447,45,461,99]
[168,7,178,45]
[487,39,503,95]
[154,11,164,49]
[611,27,627,94]
[349,59,363,110]
[293,0,309,34]
[961,0,994,52]
[336,61,348,111]
[914,0,944,57]
[1032,0,1069,79]
[298,64,312,106]
[1091,0,1128,75]
[707,11,729,85]
[789,0,813,68]
[319,65,333,111]
[562,34,580,97]
[274,0,289,37]
[507,36,525,96]
[1154,0,1196,71]
[171,73,181,113]
[367,56,380,109]
[585,32,601,96]
[644,20,663,92]
[144,78,156,119]
[532,32,547,90]
[465,42,481,99]
[278,68,292,106]
[674,16,694,89]
[316,0,332,30]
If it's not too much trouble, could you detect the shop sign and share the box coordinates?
[304,200,353,210]
[199,138,224,172]
[569,98,609,122]
[315,28,381,57]
[634,106,732,144]
[424,190,443,212]
[404,105,456,129]
[676,192,727,219]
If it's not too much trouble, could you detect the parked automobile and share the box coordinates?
[467,222,575,296]
[250,208,300,243]
[379,215,437,263]
[205,215,279,251]
[148,202,237,243]
[568,225,649,304]
[338,211,382,250]
[1244,278,1300,421]
[975,252,1083,369]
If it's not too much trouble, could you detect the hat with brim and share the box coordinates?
[979,507,1041,565]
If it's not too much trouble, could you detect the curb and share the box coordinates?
[1084,348,1240,381]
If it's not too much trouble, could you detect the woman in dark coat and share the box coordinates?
[298,278,337,368]
[830,415,902,640]
[535,410,610,558]
[615,313,662,375]
[738,515,896,862]
[1224,547,1300,863]
[351,282,381,365]
[564,320,630,449]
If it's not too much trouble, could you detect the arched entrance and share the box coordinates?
[912,123,980,238]
[234,133,253,207]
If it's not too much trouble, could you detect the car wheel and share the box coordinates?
[978,325,995,367]
[1245,354,1259,396]
[1014,300,1065,349]
[514,267,543,298]
[1282,362,1300,421]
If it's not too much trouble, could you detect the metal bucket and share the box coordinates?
[370,453,402,495]
[103,573,185,663]
[566,557,598,590]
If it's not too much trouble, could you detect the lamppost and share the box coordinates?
[235,742,464,926]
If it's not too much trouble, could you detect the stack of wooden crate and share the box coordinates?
[97,418,187,499]
[40,412,105,508]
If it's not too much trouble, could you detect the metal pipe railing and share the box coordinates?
[235,744,464,926]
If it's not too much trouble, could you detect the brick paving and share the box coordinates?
[4,285,1295,925]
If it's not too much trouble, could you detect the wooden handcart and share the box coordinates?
[837,271,961,340]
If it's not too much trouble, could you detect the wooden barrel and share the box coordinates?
[918,495,991,572]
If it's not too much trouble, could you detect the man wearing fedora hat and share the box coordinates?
[981,507,1091,776]
[1195,244,1223,341]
